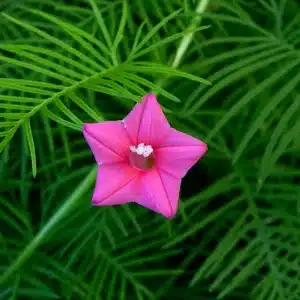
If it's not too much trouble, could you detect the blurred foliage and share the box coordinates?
[1,0,300,299]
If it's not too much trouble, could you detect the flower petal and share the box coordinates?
[124,94,171,147]
[123,103,142,145]
[155,129,207,178]
[137,168,181,218]
[83,121,130,164]
[92,162,139,205]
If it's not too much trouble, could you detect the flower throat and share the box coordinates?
[129,143,154,170]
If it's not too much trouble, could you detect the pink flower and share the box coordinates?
[83,94,207,218]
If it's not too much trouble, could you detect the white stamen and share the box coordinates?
[143,145,153,157]
[130,143,153,157]
[136,143,145,155]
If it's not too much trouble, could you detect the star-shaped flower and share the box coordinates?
[83,94,207,218]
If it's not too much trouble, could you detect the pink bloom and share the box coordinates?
[83,94,207,218]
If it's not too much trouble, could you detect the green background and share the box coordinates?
[1,0,300,299]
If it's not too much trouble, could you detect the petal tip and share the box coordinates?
[91,198,99,206]
[82,123,92,135]
[197,141,208,158]
[142,93,158,104]
[159,205,177,219]
[164,210,176,219]
[82,125,89,140]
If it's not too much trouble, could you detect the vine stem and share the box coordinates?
[155,0,210,91]
[0,166,97,285]
[172,0,210,68]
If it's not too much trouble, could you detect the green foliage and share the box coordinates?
[1,0,300,299]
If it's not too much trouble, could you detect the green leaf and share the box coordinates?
[24,119,37,177]
[88,0,113,49]
[112,0,128,55]
[184,45,290,114]
[125,62,211,85]
[233,60,300,163]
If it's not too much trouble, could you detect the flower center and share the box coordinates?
[129,143,154,170]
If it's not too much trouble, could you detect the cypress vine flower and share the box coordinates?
[83,94,207,218]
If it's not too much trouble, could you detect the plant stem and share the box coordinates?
[0,166,97,285]
[172,0,210,68]
[154,0,210,91]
